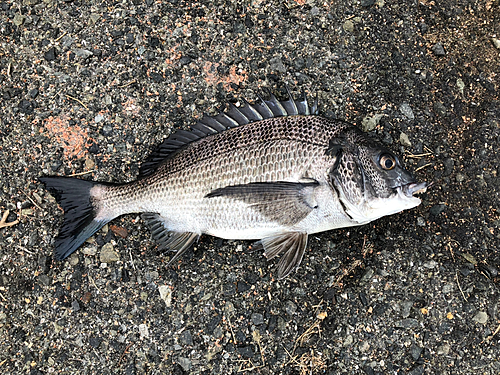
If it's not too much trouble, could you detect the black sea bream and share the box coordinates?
[40,91,426,279]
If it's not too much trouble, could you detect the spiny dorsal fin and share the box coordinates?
[138,88,319,178]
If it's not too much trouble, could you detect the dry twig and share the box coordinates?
[67,169,97,177]
[455,271,468,302]
[415,163,433,172]
[485,322,500,343]
[0,210,19,229]
[65,94,89,109]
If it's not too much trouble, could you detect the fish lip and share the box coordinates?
[400,182,428,197]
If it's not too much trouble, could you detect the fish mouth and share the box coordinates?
[400,182,428,197]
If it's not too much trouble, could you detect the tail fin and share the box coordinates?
[39,177,110,260]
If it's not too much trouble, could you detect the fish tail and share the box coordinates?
[39,176,113,260]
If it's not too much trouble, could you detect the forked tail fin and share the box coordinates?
[39,177,110,260]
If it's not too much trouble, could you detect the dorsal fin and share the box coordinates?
[138,88,319,178]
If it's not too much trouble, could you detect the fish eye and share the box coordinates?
[379,153,396,170]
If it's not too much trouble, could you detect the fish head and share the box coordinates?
[327,127,427,224]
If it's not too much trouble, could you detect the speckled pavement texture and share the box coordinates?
[0,0,499,374]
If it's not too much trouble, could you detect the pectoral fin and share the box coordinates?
[206,181,319,226]
[255,232,308,279]
[142,213,198,264]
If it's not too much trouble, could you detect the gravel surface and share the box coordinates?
[1,0,499,374]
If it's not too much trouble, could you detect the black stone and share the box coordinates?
[148,36,160,48]
[223,283,236,296]
[359,291,369,306]
[206,314,222,335]
[237,280,250,293]
[88,142,99,154]
[432,42,446,56]
[360,0,375,6]
[237,345,254,359]
[101,124,113,136]
[18,99,33,114]
[429,204,446,216]
[410,343,423,360]
[110,29,123,38]
[179,330,193,345]
[251,313,264,326]
[443,158,454,176]
[235,329,246,343]
[150,72,163,83]
[89,336,102,348]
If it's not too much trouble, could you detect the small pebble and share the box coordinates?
[437,343,450,355]
[179,330,193,345]
[44,47,57,61]
[343,334,353,346]
[473,311,488,324]
[429,204,446,216]
[251,313,264,326]
[100,243,120,263]
[61,36,75,48]
[395,318,419,329]
[158,285,172,307]
[359,341,370,352]
[361,114,384,132]
[399,103,414,120]
[38,274,51,286]
[399,132,411,147]
[456,78,465,94]
[433,101,447,117]
[491,38,500,50]
[89,337,102,348]
[13,14,25,26]
[443,158,454,176]
[360,0,375,6]
[177,357,192,371]
[73,48,93,59]
[432,42,446,56]
[237,346,254,359]
[410,343,423,360]
[423,260,438,269]
[285,300,297,315]
[139,323,149,338]
[343,20,354,33]
[401,301,413,318]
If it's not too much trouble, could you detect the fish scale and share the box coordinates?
[40,91,426,279]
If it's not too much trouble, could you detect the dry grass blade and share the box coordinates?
[297,350,326,375]
[415,163,433,172]
[284,305,328,374]
[65,94,89,109]
[334,259,362,288]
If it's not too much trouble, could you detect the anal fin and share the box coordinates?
[256,232,308,279]
[142,213,198,264]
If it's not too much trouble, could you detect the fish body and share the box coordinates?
[41,92,426,279]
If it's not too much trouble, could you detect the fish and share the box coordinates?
[40,89,427,279]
